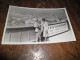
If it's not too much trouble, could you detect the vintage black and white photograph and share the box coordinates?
[1,6,76,44]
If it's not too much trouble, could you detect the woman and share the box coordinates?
[42,18,48,41]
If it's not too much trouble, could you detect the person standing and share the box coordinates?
[41,18,48,41]
[34,19,39,42]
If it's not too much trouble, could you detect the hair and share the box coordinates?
[42,18,45,21]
